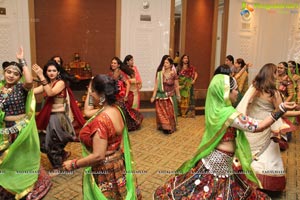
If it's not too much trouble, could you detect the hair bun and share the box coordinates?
[104,78,119,96]
[2,61,10,69]
[2,61,23,72]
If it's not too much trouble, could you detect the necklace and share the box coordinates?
[2,85,14,93]
[164,70,172,80]
[0,85,15,109]
[183,64,188,70]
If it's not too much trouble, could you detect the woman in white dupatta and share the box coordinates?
[237,63,299,192]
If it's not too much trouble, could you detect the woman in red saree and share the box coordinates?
[109,57,143,131]
[63,74,141,199]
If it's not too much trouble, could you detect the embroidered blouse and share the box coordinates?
[221,127,236,142]
[0,83,27,117]
[163,71,178,97]
[178,66,196,79]
[79,111,122,151]
[43,80,67,100]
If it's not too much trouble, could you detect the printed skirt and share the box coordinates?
[155,98,176,134]
[92,150,142,200]
[154,149,271,200]
[117,99,143,132]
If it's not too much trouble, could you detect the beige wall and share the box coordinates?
[227,0,300,83]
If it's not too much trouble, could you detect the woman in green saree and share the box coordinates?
[176,54,197,118]
[63,74,141,200]
[154,74,296,199]
[0,47,51,199]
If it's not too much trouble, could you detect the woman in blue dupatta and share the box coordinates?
[0,47,51,199]
[154,74,296,199]
[63,74,141,200]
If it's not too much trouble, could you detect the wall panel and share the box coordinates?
[34,0,116,74]
[185,0,215,90]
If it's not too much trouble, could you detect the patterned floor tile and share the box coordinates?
[41,115,299,199]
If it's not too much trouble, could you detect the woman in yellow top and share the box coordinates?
[234,58,249,95]
[232,58,250,107]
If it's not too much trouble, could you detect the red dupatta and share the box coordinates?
[66,86,86,129]
[36,83,85,132]
[36,97,53,130]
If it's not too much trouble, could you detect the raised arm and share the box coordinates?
[16,47,33,90]
[84,79,99,118]
[32,64,65,97]
[234,63,252,80]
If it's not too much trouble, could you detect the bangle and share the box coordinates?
[41,79,48,86]
[18,58,27,67]
[279,102,287,112]
[270,109,285,121]
[88,95,94,106]
[71,159,79,170]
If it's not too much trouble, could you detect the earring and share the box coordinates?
[99,95,105,106]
